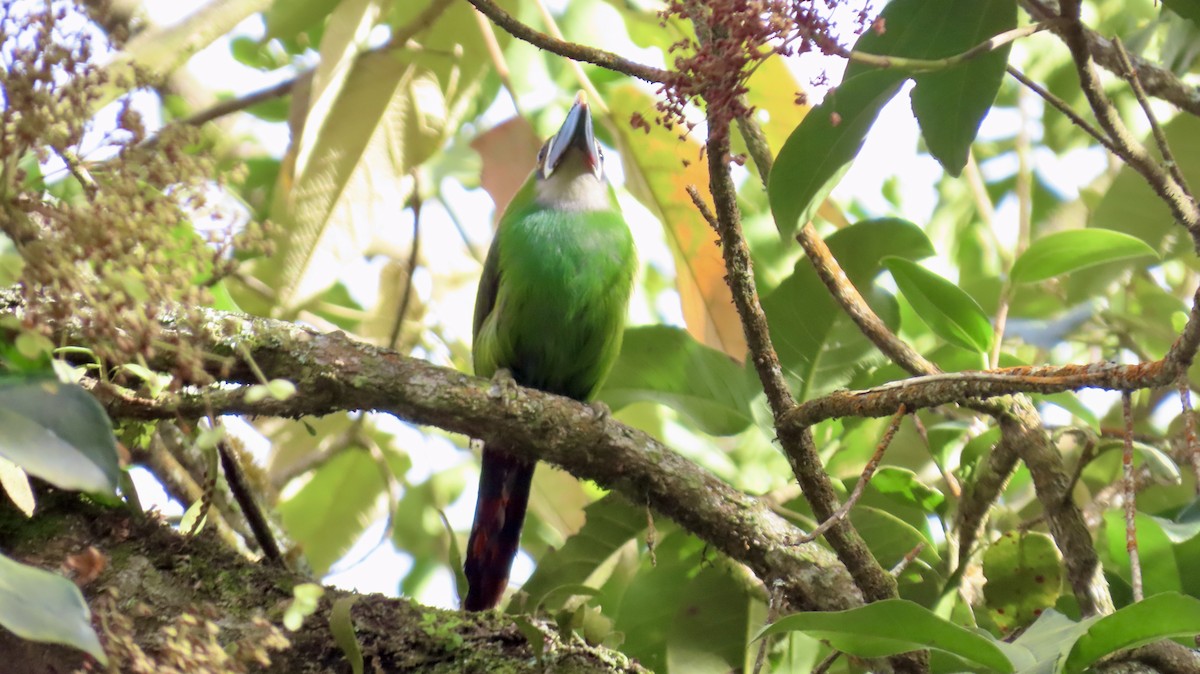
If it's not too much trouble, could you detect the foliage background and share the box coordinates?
[3,0,1200,671]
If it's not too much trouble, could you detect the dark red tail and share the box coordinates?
[463,445,535,611]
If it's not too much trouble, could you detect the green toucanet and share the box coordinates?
[464,94,636,611]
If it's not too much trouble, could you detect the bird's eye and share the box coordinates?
[595,143,604,162]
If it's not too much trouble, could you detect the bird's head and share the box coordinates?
[533,93,610,211]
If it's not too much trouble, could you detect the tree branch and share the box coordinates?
[0,289,859,613]
[462,0,669,84]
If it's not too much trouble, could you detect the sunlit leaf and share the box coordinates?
[758,599,1014,672]
[1065,593,1200,672]
[0,552,106,663]
[883,257,993,353]
[471,116,541,220]
[1010,229,1159,283]
[278,448,385,576]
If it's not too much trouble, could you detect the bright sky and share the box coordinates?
[117,0,1117,609]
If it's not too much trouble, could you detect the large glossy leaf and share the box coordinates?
[278,448,385,576]
[613,532,706,672]
[763,219,932,399]
[1065,593,1200,672]
[598,326,756,436]
[515,495,645,613]
[1103,511,1182,596]
[667,561,752,674]
[884,257,993,354]
[0,552,106,663]
[0,380,120,494]
[769,70,907,238]
[759,599,1014,672]
[607,85,748,359]
[1010,229,1159,283]
[983,531,1064,634]
[848,0,1015,176]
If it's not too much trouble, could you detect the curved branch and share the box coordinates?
[464,0,670,84]
[0,290,859,613]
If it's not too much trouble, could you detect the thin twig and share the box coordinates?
[845,22,1055,72]
[1113,37,1194,199]
[797,406,907,544]
[1121,392,1143,602]
[1005,66,1119,155]
[890,542,926,576]
[217,438,284,564]
[389,180,422,350]
[686,184,719,232]
[464,0,669,84]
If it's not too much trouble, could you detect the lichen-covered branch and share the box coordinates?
[0,288,857,613]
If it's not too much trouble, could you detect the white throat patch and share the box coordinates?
[535,152,610,212]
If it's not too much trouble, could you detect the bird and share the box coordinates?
[463,93,636,611]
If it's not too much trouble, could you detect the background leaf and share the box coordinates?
[1010,229,1159,283]
[883,257,993,354]
[0,552,106,663]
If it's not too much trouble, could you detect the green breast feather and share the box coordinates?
[473,195,636,402]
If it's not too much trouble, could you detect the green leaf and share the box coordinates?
[1010,230,1159,283]
[0,380,120,494]
[278,449,385,576]
[0,552,106,663]
[768,70,907,238]
[1009,609,1095,673]
[330,595,363,674]
[870,467,945,513]
[667,562,752,674]
[1065,593,1200,672]
[1163,0,1200,24]
[264,0,340,39]
[848,0,1016,176]
[598,326,756,436]
[762,219,933,399]
[758,599,1014,672]
[983,531,1064,633]
[884,257,993,353]
[284,583,325,631]
[850,505,940,572]
[515,495,646,614]
[613,532,707,672]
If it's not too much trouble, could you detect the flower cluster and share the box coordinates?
[654,0,872,143]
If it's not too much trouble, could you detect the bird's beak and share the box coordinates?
[544,92,601,179]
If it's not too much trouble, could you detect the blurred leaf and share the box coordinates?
[983,531,1063,633]
[278,448,385,576]
[769,70,906,238]
[516,495,646,613]
[759,599,1015,672]
[607,85,748,359]
[99,0,272,111]
[393,466,467,597]
[884,257,993,353]
[1092,113,1200,257]
[613,532,705,672]
[330,595,364,674]
[598,326,756,436]
[471,116,541,221]
[1162,0,1200,24]
[1065,593,1200,672]
[0,379,120,494]
[850,505,940,573]
[265,0,341,39]
[667,561,751,674]
[1010,230,1159,283]
[763,219,933,399]
[0,552,106,663]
